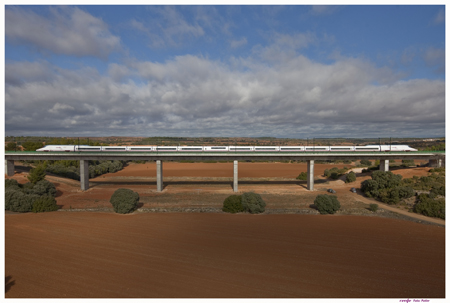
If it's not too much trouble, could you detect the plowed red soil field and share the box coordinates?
[5,161,445,298]
[5,212,445,298]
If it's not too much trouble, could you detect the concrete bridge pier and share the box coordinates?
[5,160,15,176]
[307,160,314,191]
[380,159,389,172]
[80,160,89,191]
[157,160,163,192]
[233,160,238,192]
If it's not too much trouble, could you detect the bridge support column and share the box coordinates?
[80,160,89,191]
[157,160,163,192]
[380,159,389,172]
[307,160,314,191]
[233,160,238,192]
[429,159,442,168]
[5,160,15,176]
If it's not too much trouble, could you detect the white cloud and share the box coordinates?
[230,37,247,49]
[309,5,342,16]
[131,6,205,48]
[5,52,445,137]
[5,6,120,58]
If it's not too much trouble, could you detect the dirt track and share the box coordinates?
[5,212,445,298]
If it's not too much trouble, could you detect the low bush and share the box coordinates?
[414,194,445,219]
[222,195,244,213]
[345,171,356,183]
[110,188,140,214]
[324,167,348,179]
[402,159,415,167]
[330,172,340,179]
[314,194,341,214]
[5,187,39,212]
[28,180,57,197]
[397,186,414,200]
[32,195,59,213]
[360,160,372,167]
[296,172,307,180]
[5,178,59,213]
[241,192,266,214]
[429,186,445,198]
[369,204,378,212]
[5,179,20,189]
[27,165,46,184]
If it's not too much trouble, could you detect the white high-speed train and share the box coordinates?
[36,145,418,152]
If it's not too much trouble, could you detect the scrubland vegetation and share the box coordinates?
[314,194,341,214]
[361,169,445,219]
[110,188,140,214]
[5,166,58,213]
[222,192,266,214]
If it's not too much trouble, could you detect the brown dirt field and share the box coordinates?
[5,212,445,298]
[8,162,442,223]
[5,162,445,298]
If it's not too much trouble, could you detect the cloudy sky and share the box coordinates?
[4,4,446,138]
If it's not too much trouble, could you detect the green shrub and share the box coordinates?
[324,167,348,179]
[27,165,46,184]
[314,194,341,214]
[414,194,445,219]
[25,180,57,197]
[360,160,372,166]
[296,172,307,180]
[369,204,378,212]
[371,171,402,189]
[5,188,39,212]
[402,159,415,167]
[345,171,356,183]
[222,195,244,213]
[32,195,59,213]
[241,192,266,214]
[397,186,414,200]
[5,179,20,189]
[110,188,140,214]
[430,186,445,198]
[330,172,340,179]
[361,179,379,198]
[379,188,400,205]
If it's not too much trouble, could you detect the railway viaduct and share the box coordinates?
[4,152,445,192]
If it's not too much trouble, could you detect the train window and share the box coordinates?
[211,147,227,149]
[180,148,202,150]
[330,148,352,150]
[130,148,153,150]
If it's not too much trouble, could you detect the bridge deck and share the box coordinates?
[4,151,444,161]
